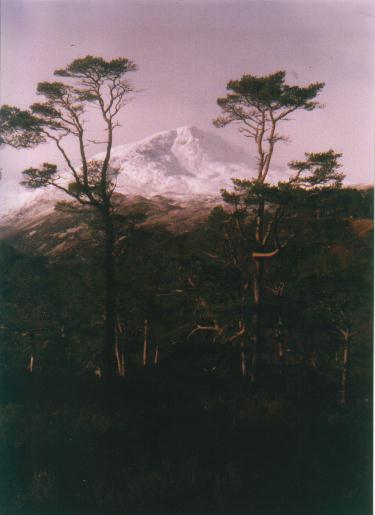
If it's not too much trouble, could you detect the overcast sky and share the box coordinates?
[1,0,374,212]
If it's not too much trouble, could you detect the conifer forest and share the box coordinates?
[0,2,373,514]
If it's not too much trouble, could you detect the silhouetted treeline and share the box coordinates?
[0,187,372,515]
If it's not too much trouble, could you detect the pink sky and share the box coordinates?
[1,0,374,212]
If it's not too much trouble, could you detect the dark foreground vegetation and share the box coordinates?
[0,186,372,515]
[0,59,372,514]
[0,363,372,515]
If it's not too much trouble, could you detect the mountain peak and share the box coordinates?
[1,126,256,223]
[96,125,256,198]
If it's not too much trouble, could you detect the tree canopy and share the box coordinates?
[0,55,137,204]
[214,71,325,183]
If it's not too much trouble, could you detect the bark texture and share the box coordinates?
[102,210,117,381]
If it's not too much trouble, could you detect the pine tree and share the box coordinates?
[0,56,137,381]
[214,71,343,381]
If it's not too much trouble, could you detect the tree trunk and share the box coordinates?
[143,319,148,367]
[250,258,263,383]
[249,197,266,384]
[340,337,350,405]
[28,354,34,373]
[120,352,125,378]
[102,210,117,382]
[119,321,126,378]
[276,315,287,391]
[154,345,159,366]
[114,319,126,377]
[240,339,247,377]
[114,331,122,377]
[28,332,36,373]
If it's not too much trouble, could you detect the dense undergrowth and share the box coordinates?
[0,187,372,514]
[0,360,372,515]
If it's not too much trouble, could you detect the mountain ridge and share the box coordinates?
[0,125,256,223]
[92,125,257,197]
[1,125,372,257]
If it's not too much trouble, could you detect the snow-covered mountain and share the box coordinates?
[1,126,372,255]
[0,126,261,252]
[99,125,257,198]
[1,126,259,224]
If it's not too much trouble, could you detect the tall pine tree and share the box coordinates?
[0,56,137,381]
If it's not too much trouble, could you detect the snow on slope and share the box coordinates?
[1,126,259,225]
[95,125,257,197]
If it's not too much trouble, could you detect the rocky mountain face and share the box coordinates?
[99,125,257,198]
[1,126,372,257]
[0,126,259,255]
[0,194,222,256]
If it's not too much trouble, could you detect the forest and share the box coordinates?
[0,57,373,514]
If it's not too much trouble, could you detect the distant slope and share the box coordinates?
[0,194,221,256]
[0,125,258,255]
[1,125,257,222]
[1,125,372,257]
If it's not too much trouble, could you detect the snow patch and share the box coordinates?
[1,126,257,226]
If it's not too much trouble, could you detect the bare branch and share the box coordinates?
[228,325,246,343]
[252,243,286,259]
